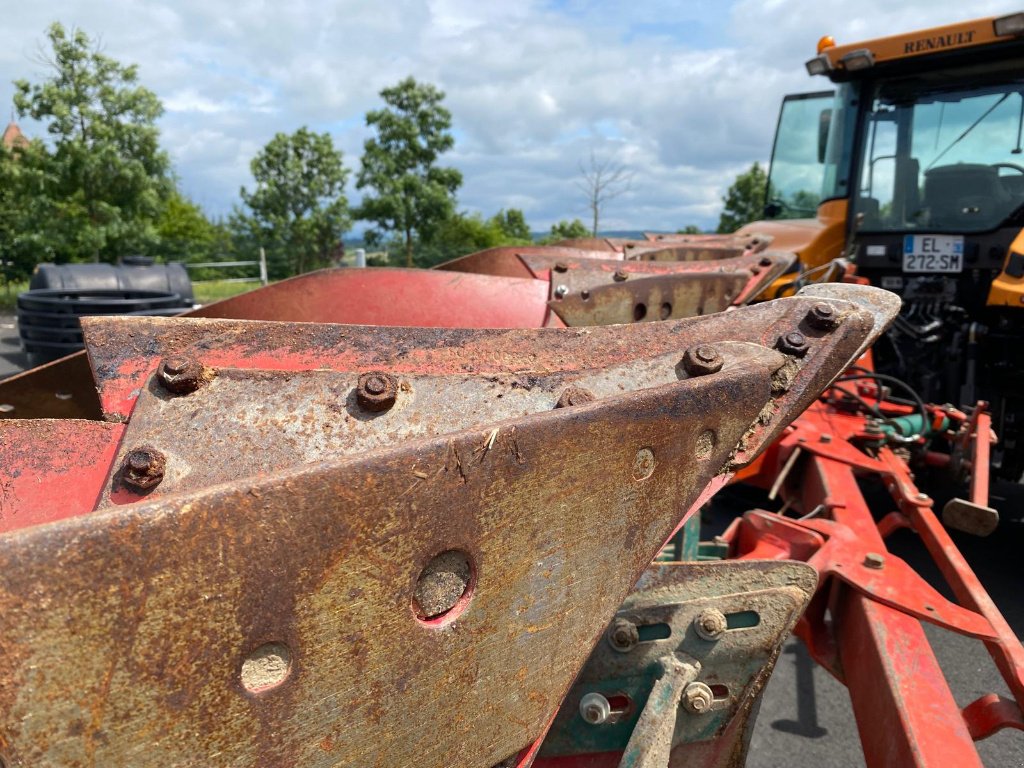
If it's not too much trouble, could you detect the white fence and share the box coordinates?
[186,248,268,286]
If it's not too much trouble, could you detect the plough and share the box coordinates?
[0,237,1020,767]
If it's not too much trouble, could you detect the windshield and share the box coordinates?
[765,91,833,219]
[853,74,1024,232]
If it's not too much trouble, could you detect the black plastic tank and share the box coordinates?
[29,256,194,303]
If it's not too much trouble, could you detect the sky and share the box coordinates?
[1,0,1021,234]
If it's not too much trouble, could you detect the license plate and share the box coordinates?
[902,235,963,273]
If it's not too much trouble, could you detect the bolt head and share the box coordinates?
[693,608,728,641]
[863,552,886,569]
[682,345,724,376]
[682,682,714,714]
[807,302,840,330]
[553,261,569,273]
[554,284,569,299]
[157,356,204,395]
[608,618,639,653]
[356,371,398,412]
[121,447,166,492]
[579,692,612,725]
[776,331,809,357]
[613,269,629,282]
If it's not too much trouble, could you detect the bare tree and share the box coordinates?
[576,150,633,236]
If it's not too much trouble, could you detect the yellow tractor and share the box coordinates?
[744,12,1024,479]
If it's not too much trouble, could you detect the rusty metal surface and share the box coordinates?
[191,267,553,328]
[0,354,779,767]
[0,419,123,533]
[98,343,782,505]
[436,245,624,278]
[550,273,748,326]
[0,352,102,421]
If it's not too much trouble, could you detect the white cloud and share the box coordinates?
[1,0,1021,232]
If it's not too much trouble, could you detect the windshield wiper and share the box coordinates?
[926,93,1010,170]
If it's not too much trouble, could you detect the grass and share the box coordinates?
[0,278,266,312]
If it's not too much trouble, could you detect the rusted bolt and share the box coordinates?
[413,550,472,621]
[121,446,166,492]
[693,608,728,641]
[608,618,639,653]
[554,284,569,299]
[807,302,840,330]
[682,682,714,714]
[776,331,809,357]
[553,261,569,273]
[759,256,773,267]
[613,269,629,282]
[579,692,612,725]
[820,434,833,443]
[682,345,724,376]
[863,552,886,569]
[356,371,398,412]
[157,356,204,395]
[751,266,761,275]
[555,386,596,408]
[632,448,656,481]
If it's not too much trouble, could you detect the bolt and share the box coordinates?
[157,356,204,395]
[682,682,714,714]
[916,492,929,502]
[356,371,398,412]
[820,434,832,443]
[682,345,724,376]
[613,269,629,282]
[121,446,166,492]
[807,302,840,330]
[750,266,761,275]
[863,552,886,569]
[554,284,569,299]
[759,256,773,267]
[776,331,809,357]
[553,261,569,273]
[608,618,639,653]
[579,692,612,725]
[693,608,728,641]
[555,386,595,409]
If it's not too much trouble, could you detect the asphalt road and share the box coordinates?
[0,311,1022,765]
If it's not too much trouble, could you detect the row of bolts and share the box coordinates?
[121,302,839,493]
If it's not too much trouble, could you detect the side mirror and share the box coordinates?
[818,109,832,163]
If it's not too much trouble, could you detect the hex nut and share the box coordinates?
[776,331,809,357]
[806,302,840,331]
[613,269,629,282]
[356,371,399,412]
[693,608,728,641]
[682,345,724,376]
[682,682,714,714]
[121,446,166,492]
[608,618,639,653]
[555,386,596,409]
[157,356,204,395]
[554,284,569,299]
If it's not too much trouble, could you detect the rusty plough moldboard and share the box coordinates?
[0,278,892,767]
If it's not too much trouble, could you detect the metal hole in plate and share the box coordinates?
[413,550,474,624]
[659,302,672,320]
[633,303,647,322]
[240,642,292,693]
[0,404,13,413]
[581,289,591,300]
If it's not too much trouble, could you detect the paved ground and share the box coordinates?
[1,312,1022,764]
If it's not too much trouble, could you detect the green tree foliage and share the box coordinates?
[541,218,590,244]
[677,225,701,234]
[414,208,533,267]
[716,161,768,234]
[11,23,172,264]
[356,77,462,267]
[239,127,351,277]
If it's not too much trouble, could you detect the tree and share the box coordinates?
[717,161,768,233]
[576,150,632,236]
[12,22,172,263]
[356,77,462,267]
[541,218,590,244]
[491,208,531,241]
[239,127,351,277]
[677,225,701,234]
